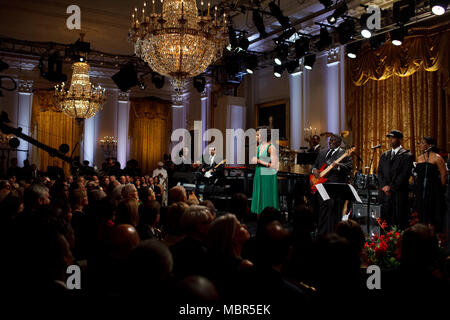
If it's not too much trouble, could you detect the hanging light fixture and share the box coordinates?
[53,57,106,120]
[128,0,228,96]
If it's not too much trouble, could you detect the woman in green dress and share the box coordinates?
[251,126,280,214]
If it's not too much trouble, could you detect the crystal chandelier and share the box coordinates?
[128,0,228,93]
[54,60,106,119]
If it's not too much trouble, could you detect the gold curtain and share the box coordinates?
[129,97,172,175]
[347,25,450,172]
[31,90,80,174]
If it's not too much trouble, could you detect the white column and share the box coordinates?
[326,47,341,134]
[16,80,33,165]
[83,116,95,166]
[116,91,130,169]
[289,71,302,150]
[200,88,209,152]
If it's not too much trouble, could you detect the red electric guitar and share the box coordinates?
[309,147,356,193]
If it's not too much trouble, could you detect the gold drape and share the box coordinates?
[347,25,450,172]
[350,25,449,86]
[129,97,172,175]
[31,90,80,174]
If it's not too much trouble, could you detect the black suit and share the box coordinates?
[313,147,352,234]
[377,148,413,229]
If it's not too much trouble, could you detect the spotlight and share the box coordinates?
[295,37,310,59]
[337,19,356,44]
[252,10,268,38]
[280,27,297,41]
[273,44,288,65]
[268,1,291,30]
[273,65,285,78]
[285,60,299,74]
[390,27,407,46]
[193,75,206,93]
[346,42,361,59]
[319,0,333,8]
[430,0,448,15]
[393,0,415,24]
[315,27,332,51]
[304,54,316,70]
[238,37,250,51]
[152,72,165,89]
[327,3,348,24]
[245,55,258,74]
[360,13,372,39]
[112,62,138,92]
[228,26,238,50]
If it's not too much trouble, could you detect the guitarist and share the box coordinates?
[201,147,224,182]
[312,134,353,234]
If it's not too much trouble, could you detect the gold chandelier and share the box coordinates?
[54,60,106,119]
[128,0,228,92]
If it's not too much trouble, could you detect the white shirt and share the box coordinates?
[209,155,215,165]
[391,145,402,157]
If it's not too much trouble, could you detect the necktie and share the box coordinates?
[391,150,395,160]
[325,149,334,161]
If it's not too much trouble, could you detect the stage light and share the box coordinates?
[304,54,316,70]
[268,1,291,30]
[391,28,407,46]
[245,55,258,74]
[238,37,250,51]
[285,60,300,74]
[112,62,138,92]
[393,0,415,24]
[327,3,348,24]
[138,80,146,90]
[319,0,333,8]
[346,42,361,59]
[315,27,332,51]
[273,44,288,65]
[430,0,448,15]
[252,10,268,38]
[193,75,206,93]
[228,26,238,51]
[273,65,284,78]
[360,13,372,39]
[337,19,356,44]
[152,72,165,89]
[295,37,310,59]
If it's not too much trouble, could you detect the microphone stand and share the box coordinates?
[366,147,377,235]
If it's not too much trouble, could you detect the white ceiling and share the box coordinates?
[0,0,391,55]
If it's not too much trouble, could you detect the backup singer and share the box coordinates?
[378,130,413,229]
[312,134,352,234]
[251,126,280,214]
[414,137,447,232]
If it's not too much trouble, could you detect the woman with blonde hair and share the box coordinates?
[207,213,252,298]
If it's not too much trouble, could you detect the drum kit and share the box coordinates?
[352,171,379,190]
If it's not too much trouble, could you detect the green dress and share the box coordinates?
[251,144,280,214]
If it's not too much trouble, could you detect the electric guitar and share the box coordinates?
[204,159,227,178]
[309,147,355,193]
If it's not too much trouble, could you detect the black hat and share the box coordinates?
[386,130,403,139]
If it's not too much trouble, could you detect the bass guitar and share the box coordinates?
[309,147,355,193]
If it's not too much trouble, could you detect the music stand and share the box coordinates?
[315,183,362,203]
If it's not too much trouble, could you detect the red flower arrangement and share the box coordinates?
[364,218,402,269]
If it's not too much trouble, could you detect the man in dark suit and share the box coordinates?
[312,134,352,234]
[378,130,413,229]
[201,147,224,183]
[307,135,321,153]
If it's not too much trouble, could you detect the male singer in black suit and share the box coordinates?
[312,134,352,234]
[378,130,413,229]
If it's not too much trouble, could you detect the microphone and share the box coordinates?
[371,144,381,149]
[425,146,434,153]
